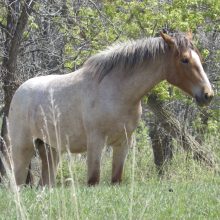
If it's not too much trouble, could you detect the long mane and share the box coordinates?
[83,33,196,82]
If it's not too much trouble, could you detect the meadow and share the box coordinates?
[0,124,219,220]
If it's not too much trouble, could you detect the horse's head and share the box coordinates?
[160,31,214,106]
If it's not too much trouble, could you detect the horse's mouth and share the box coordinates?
[195,95,213,107]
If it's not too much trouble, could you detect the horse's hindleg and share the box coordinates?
[12,141,34,186]
[111,142,129,184]
[37,140,59,187]
[87,134,105,186]
[25,164,34,185]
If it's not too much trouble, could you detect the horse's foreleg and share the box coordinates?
[87,134,105,186]
[111,143,129,184]
[37,142,59,187]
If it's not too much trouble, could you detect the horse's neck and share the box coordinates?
[118,58,167,104]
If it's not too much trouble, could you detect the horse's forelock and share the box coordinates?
[172,33,196,53]
[172,33,202,61]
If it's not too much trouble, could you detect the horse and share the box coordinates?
[8,32,214,186]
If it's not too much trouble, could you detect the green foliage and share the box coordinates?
[201,48,210,59]
[151,81,171,100]
[28,16,39,30]
[0,7,7,27]
[207,119,219,133]
[135,119,149,150]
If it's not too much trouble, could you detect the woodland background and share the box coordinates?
[0,1,219,219]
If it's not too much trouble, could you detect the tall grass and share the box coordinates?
[0,97,219,219]
[0,150,219,219]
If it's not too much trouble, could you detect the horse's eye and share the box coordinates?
[181,58,189,64]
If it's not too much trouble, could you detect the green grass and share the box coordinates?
[0,178,219,220]
[0,125,220,220]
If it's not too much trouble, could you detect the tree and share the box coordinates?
[147,94,218,168]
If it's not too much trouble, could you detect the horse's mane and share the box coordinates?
[83,32,196,82]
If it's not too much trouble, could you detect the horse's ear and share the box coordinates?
[186,31,193,40]
[160,31,175,47]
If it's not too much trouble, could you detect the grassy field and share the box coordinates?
[0,130,220,220]
[0,178,219,220]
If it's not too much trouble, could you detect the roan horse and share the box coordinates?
[8,32,214,186]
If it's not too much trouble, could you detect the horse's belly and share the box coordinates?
[32,117,87,153]
[69,146,87,153]
[68,135,87,153]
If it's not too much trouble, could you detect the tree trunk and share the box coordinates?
[149,123,173,174]
[147,93,218,168]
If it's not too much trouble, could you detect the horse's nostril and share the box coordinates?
[204,93,209,100]
[204,93,213,101]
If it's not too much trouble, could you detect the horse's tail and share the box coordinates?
[0,115,11,181]
[0,136,7,179]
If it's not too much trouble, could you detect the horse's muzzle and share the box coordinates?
[195,91,214,107]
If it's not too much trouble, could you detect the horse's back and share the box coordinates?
[9,74,68,120]
[8,71,88,150]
